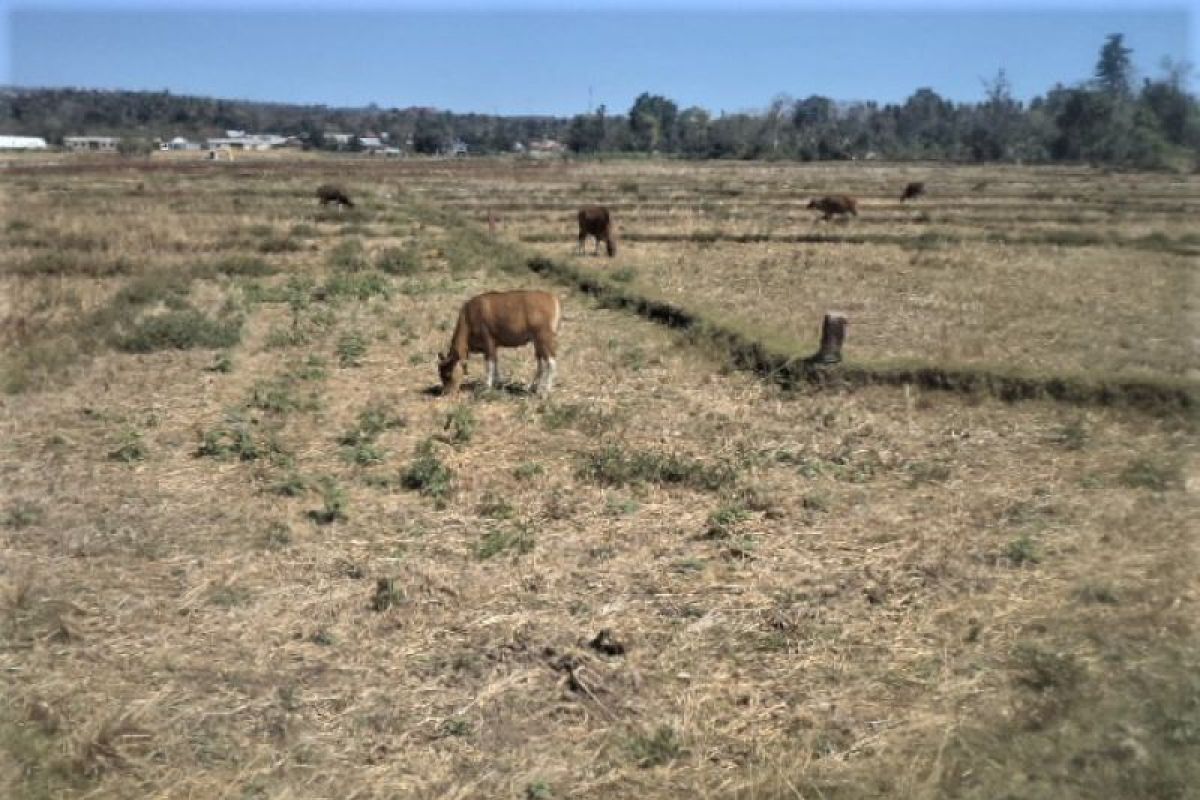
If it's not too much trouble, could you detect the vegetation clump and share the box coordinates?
[402,440,454,506]
[577,445,736,492]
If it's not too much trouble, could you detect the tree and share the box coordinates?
[117,137,154,157]
[1095,33,1133,98]
[412,112,452,154]
[967,69,1023,161]
[628,93,678,152]
[676,106,711,157]
[567,105,607,153]
[1139,60,1200,147]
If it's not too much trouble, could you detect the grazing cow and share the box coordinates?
[901,182,926,201]
[807,195,858,221]
[316,184,355,208]
[577,206,617,257]
[438,290,562,395]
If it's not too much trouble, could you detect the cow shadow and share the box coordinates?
[421,381,536,400]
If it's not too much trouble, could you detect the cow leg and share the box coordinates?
[481,338,499,389]
[530,357,545,394]
[577,233,586,254]
[532,336,554,394]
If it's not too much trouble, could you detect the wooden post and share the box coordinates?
[813,311,848,364]
[487,209,497,237]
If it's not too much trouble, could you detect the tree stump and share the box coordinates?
[813,312,848,364]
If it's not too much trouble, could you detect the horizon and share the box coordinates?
[4,4,1197,118]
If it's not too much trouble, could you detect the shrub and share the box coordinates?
[3,500,44,529]
[336,331,369,367]
[114,310,242,353]
[308,477,347,524]
[195,421,284,463]
[208,352,234,373]
[443,404,476,444]
[1004,534,1041,565]
[196,424,260,461]
[327,239,369,272]
[1011,643,1084,693]
[578,446,736,492]
[247,379,304,414]
[1120,457,1181,492]
[320,271,391,302]
[1051,418,1089,450]
[271,472,312,497]
[108,430,147,462]
[372,578,405,611]
[539,402,612,435]
[476,524,535,559]
[704,504,749,539]
[402,440,454,505]
[261,522,292,550]
[376,246,422,275]
[355,403,405,438]
[625,725,684,768]
[513,462,544,481]
[117,137,153,157]
[342,441,385,466]
[209,255,277,277]
[339,405,404,451]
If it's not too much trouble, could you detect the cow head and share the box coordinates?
[806,199,820,209]
[438,352,465,394]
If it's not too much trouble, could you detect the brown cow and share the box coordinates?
[316,184,355,208]
[438,290,562,395]
[577,206,617,257]
[901,182,926,201]
[807,195,858,220]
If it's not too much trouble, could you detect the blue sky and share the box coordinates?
[3,2,1196,116]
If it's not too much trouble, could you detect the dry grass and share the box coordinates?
[420,160,1199,384]
[1,154,1196,799]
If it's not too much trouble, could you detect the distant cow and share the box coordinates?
[901,182,926,201]
[807,195,858,221]
[577,206,617,257]
[316,184,355,208]
[438,290,562,396]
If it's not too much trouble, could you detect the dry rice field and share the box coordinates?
[1,154,1197,799]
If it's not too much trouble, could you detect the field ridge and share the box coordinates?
[516,252,1197,414]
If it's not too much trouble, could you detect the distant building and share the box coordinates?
[64,136,121,152]
[358,136,383,150]
[206,132,287,151]
[325,133,353,148]
[0,135,48,150]
[168,136,200,151]
[448,139,469,157]
[528,138,565,154]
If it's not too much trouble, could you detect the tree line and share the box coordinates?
[2,34,1196,169]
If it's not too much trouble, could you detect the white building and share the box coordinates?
[0,135,48,150]
[206,132,287,151]
[168,136,201,151]
[64,136,121,152]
